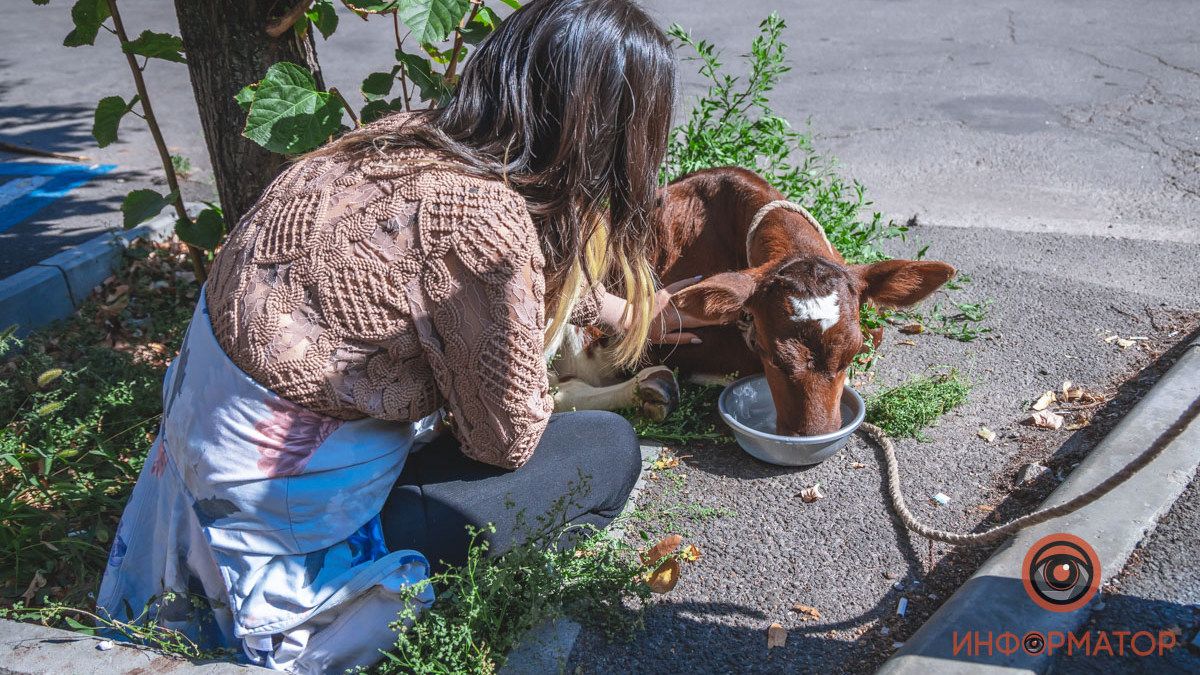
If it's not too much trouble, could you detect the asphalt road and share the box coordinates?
[3,0,1198,672]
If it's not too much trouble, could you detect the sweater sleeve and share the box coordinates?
[568,280,607,328]
[412,185,553,469]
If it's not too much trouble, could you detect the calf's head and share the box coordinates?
[675,257,955,436]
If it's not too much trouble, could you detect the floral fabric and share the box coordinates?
[97,290,439,673]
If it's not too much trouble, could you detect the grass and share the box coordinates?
[0,240,195,611]
[865,372,971,440]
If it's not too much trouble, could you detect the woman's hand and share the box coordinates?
[648,276,718,345]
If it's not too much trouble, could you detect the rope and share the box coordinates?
[746,200,834,266]
[856,394,1200,544]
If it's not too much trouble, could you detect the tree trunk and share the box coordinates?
[173,0,325,227]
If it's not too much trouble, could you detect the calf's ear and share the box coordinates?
[854,260,956,307]
[671,271,756,324]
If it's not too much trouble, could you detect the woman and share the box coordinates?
[98,0,703,671]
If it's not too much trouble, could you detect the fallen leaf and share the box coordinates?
[976,504,995,513]
[977,426,996,443]
[798,483,825,503]
[646,558,681,594]
[1031,391,1056,411]
[20,570,46,604]
[851,462,867,469]
[767,623,788,649]
[1116,338,1136,349]
[791,604,821,621]
[1028,410,1064,430]
[899,323,924,335]
[642,534,682,566]
[1065,419,1090,431]
[653,451,680,470]
[681,544,702,562]
[897,339,917,346]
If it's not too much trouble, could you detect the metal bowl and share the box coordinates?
[717,374,865,466]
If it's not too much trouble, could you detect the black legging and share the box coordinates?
[380,411,642,572]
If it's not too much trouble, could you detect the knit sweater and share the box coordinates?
[206,115,601,469]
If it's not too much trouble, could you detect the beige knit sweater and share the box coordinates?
[206,116,601,469]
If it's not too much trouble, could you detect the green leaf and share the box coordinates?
[63,0,110,47]
[341,0,399,13]
[121,189,178,229]
[360,98,405,124]
[499,0,521,9]
[32,0,51,5]
[242,62,344,154]
[235,84,257,111]
[396,51,450,105]
[175,207,225,250]
[306,0,340,39]
[92,95,139,148]
[460,6,500,44]
[121,30,186,64]
[361,70,397,101]
[398,0,470,43]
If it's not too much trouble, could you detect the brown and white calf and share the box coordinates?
[552,167,955,436]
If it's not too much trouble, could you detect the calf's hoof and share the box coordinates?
[635,366,679,422]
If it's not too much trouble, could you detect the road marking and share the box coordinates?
[0,162,115,233]
[0,176,55,210]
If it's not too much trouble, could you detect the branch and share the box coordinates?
[0,140,90,162]
[105,0,208,282]
[444,0,483,82]
[329,88,360,128]
[266,0,315,38]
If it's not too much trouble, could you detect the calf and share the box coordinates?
[553,167,956,436]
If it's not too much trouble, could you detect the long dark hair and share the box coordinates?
[324,0,676,343]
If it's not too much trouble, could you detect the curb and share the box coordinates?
[878,336,1200,673]
[0,618,270,674]
[500,441,662,674]
[0,207,186,337]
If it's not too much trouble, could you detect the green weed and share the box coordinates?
[896,300,993,342]
[619,381,728,445]
[663,14,906,264]
[0,241,195,609]
[865,371,970,440]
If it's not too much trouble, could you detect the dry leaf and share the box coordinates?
[851,462,867,469]
[1028,410,1064,430]
[899,323,925,335]
[977,426,996,443]
[646,558,681,594]
[976,504,995,513]
[1116,338,1136,349]
[767,623,788,649]
[642,534,682,566]
[798,483,825,503]
[20,570,46,604]
[791,604,821,621]
[681,544,702,562]
[1031,391,1056,411]
[897,339,917,346]
[652,451,680,470]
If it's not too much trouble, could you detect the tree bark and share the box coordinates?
[173,0,325,227]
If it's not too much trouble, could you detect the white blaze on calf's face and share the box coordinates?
[788,292,840,332]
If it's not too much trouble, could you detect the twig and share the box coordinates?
[0,140,90,162]
[105,0,207,283]
[444,0,483,82]
[329,88,360,128]
[266,0,315,38]
[393,12,412,111]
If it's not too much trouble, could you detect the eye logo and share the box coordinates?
[1022,533,1100,612]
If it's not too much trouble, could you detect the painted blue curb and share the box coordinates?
[0,161,116,233]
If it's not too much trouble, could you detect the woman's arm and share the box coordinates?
[595,276,710,345]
